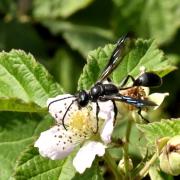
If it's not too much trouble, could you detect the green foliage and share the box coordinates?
[13,146,102,179]
[112,40,176,83]
[0,112,53,179]
[13,146,74,180]
[78,44,115,90]
[78,39,176,90]
[42,20,113,58]
[137,119,180,145]
[112,0,180,44]
[50,49,84,93]
[0,21,46,56]
[0,50,62,111]
[33,0,95,18]
[0,0,179,179]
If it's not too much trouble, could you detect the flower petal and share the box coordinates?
[47,94,78,123]
[92,100,115,143]
[34,125,82,160]
[100,110,115,144]
[73,141,106,174]
[92,100,114,120]
[148,92,169,110]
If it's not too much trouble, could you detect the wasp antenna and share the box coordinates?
[47,96,75,111]
[62,98,77,131]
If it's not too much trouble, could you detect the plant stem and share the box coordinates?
[123,119,132,180]
[135,152,158,179]
[135,137,168,179]
[104,150,123,180]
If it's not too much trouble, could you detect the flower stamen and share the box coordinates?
[67,106,97,138]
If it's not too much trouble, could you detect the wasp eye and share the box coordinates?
[78,90,89,107]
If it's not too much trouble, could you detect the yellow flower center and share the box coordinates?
[68,106,97,137]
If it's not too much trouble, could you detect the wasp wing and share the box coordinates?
[99,94,157,108]
[98,32,134,83]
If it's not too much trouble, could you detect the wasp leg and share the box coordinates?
[112,100,118,125]
[119,75,136,90]
[137,108,149,123]
[94,102,100,134]
[107,77,112,82]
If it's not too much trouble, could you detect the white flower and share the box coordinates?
[35,94,115,174]
[140,87,169,110]
[73,141,106,174]
[148,92,169,110]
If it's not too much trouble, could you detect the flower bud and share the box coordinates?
[118,158,133,173]
[159,135,180,176]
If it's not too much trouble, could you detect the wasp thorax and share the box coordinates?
[90,84,104,101]
[78,90,89,107]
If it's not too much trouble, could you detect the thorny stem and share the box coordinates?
[135,152,159,179]
[123,119,132,180]
[104,150,123,180]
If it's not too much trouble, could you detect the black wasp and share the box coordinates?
[48,32,162,132]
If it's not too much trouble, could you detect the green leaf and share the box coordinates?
[0,112,52,180]
[0,50,63,111]
[50,49,84,93]
[78,43,114,90]
[13,146,74,180]
[112,39,176,84]
[136,119,180,145]
[32,0,94,19]
[13,146,103,180]
[43,20,114,57]
[112,120,143,159]
[112,0,180,44]
[63,29,113,58]
[41,0,114,57]
[78,38,176,90]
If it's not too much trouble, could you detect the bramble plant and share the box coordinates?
[0,39,180,180]
[0,1,180,180]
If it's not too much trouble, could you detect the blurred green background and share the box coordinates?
[0,0,179,118]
